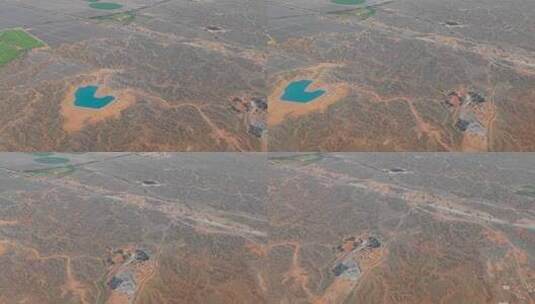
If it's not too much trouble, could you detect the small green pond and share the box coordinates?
[331,0,365,4]
[34,157,70,164]
[89,2,123,10]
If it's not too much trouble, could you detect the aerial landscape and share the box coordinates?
[0,0,534,303]
[0,0,266,151]
[0,152,533,303]
[0,153,268,303]
[1,0,534,151]
[267,153,535,303]
[267,0,535,151]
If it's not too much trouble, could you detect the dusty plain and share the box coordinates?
[0,153,533,303]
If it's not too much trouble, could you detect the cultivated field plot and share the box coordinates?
[0,153,533,303]
[0,0,266,151]
[267,0,535,151]
[0,29,44,67]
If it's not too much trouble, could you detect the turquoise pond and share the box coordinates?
[281,80,326,103]
[74,85,115,109]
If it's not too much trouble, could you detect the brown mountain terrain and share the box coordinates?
[267,0,535,151]
[0,0,266,151]
[0,153,267,303]
[266,153,535,303]
[0,153,533,303]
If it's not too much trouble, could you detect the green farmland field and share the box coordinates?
[0,28,44,67]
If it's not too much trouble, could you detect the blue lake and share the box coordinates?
[281,80,326,103]
[74,85,115,109]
